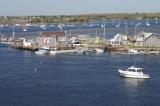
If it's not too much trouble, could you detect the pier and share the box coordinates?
[11,45,39,51]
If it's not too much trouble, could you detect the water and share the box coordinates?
[1,20,160,106]
[0,46,160,106]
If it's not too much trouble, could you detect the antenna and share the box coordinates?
[134,59,137,67]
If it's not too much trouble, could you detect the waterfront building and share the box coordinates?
[109,34,128,46]
[12,37,37,48]
[23,39,33,47]
[135,32,160,47]
[36,32,67,48]
[135,32,152,46]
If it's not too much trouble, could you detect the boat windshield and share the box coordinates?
[137,69,143,72]
[128,68,143,72]
[128,69,136,72]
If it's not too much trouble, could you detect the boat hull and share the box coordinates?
[35,50,48,55]
[94,48,104,53]
[50,49,79,55]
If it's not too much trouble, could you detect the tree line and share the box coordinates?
[0,12,160,24]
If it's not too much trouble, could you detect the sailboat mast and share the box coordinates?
[156,17,158,24]
[12,25,15,40]
[103,23,106,40]
[30,17,32,25]
[125,20,128,35]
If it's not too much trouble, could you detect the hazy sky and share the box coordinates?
[0,0,160,16]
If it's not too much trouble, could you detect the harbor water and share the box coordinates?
[0,20,160,106]
[0,46,160,106]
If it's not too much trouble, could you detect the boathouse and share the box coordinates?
[109,34,128,46]
[135,32,160,47]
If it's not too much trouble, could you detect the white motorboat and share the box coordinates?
[42,46,51,51]
[128,49,139,54]
[118,66,150,79]
[35,49,48,55]
[50,49,79,55]
[94,48,104,53]
[122,49,144,55]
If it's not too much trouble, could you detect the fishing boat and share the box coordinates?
[118,66,150,79]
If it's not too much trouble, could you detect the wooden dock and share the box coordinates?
[11,45,39,51]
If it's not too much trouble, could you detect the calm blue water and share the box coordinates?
[0,20,160,106]
[0,46,160,106]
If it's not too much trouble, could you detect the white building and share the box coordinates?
[109,34,128,46]
[135,32,160,47]
[135,32,152,46]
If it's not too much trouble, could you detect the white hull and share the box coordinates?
[118,69,150,79]
[35,49,48,55]
[42,46,51,51]
[50,49,78,55]
[94,48,104,53]
[1,41,11,45]
[126,49,140,54]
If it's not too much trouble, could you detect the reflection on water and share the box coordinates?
[122,78,145,100]
[119,78,148,106]
[123,78,145,88]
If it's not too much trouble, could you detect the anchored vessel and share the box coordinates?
[118,66,150,79]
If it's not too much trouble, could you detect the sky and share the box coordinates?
[0,0,160,16]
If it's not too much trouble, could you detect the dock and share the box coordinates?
[11,45,39,51]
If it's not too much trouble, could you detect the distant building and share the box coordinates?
[37,31,67,48]
[23,39,32,47]
[77,35,89,43]
[109,34,128,46]
[135,32,160,47]
[13,37,37,47]
[135,32,152,46]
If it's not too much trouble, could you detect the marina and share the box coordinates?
[1,0,160,105]
[0,19,160,106]
[1,19,160,55]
